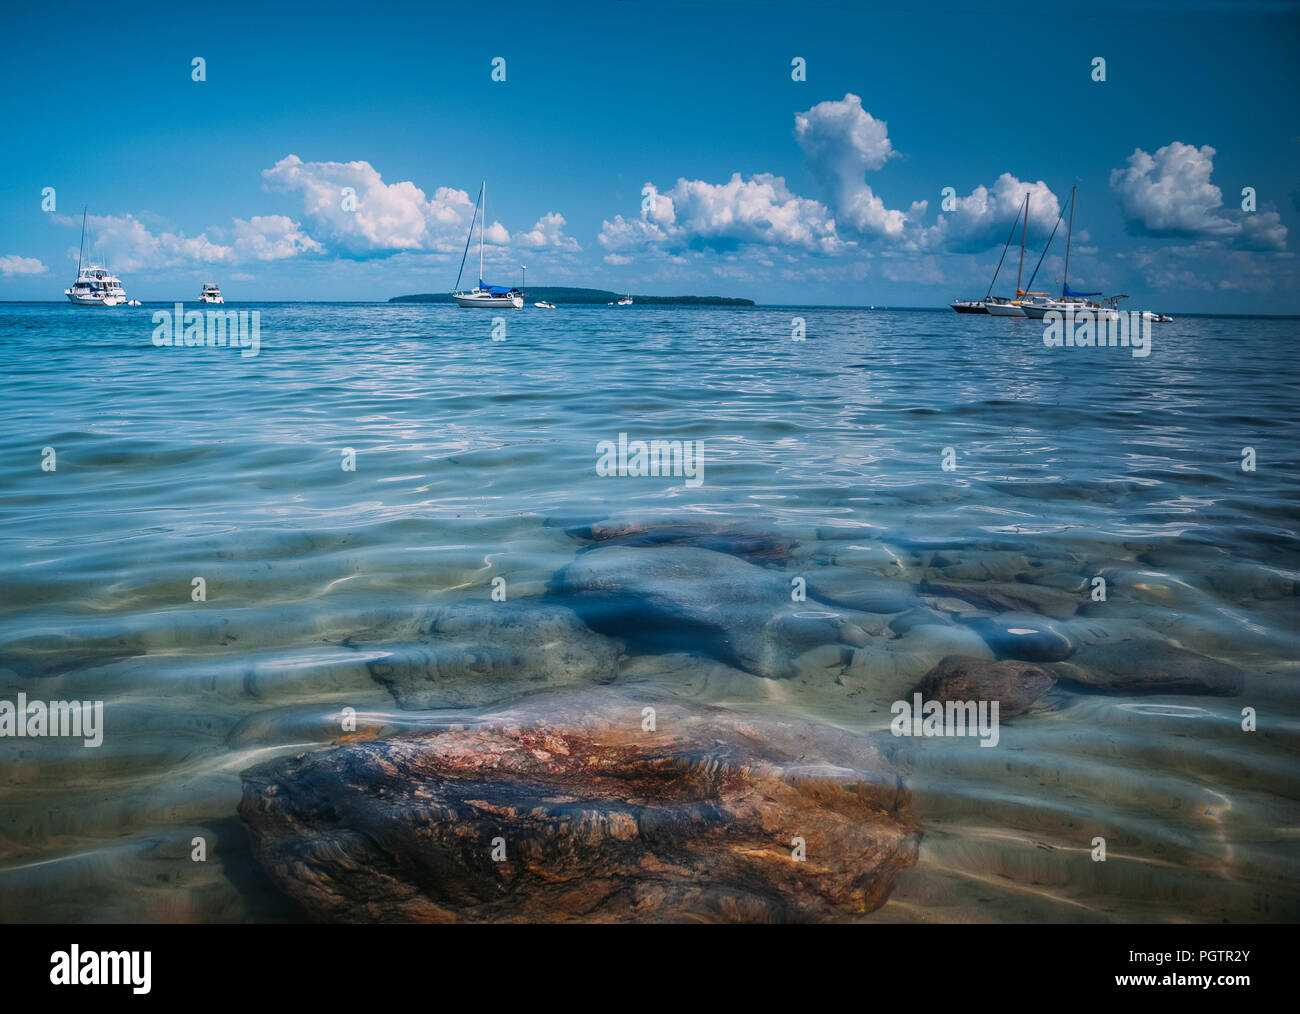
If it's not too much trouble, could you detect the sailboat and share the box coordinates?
[952,193,1029,314]
[65,208,129,307]
[1020,187,1116,321]
[452,181,523,309]
[984,193,1032,316]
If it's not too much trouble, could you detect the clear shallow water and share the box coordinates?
[0,301,1297,922]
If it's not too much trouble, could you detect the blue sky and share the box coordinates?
[2,0,1297,310]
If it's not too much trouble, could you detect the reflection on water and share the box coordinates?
[0,303,1297,922]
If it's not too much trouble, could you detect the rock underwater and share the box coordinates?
[914,656,1056,718]
[551,544,862,679]
[349,600,621,709]
[238,688,920,923]
[563,515,801,563]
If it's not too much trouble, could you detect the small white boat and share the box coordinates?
[1142,311,1174,323]
[65,209,129,306]
[451,181,524,309]
[616,293,633,306]
[985,299,1027,317]
[199,283,224,304]
[127,299,142,307]
[453,289,523,308]
[534,300,555,309]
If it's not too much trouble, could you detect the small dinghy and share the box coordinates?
[534,300,555,309]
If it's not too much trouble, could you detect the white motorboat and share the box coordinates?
[126,299,142,307]
[451,181,523,309]
[616,294,633,306]
[66,265,127,306]
[64,209,129,306]
[534,301,555,309]
[199,283,224,304]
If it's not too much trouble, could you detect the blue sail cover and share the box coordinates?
[1064,282,1100,298]
[480,280,514,295]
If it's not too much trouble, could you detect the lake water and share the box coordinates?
[1,301,1297,922]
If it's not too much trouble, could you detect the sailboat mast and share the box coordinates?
[77,207,86,276]
[985,194,1025,300]
[1015,193,1029,298]
[1062,185,1077,295]
[479,180,485,285]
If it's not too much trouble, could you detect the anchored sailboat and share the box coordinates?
[984,193,1032,316]
[452,181,523,309]
[1020,187,1116,321]
[65,207,129,307]
[951,193,1028,314]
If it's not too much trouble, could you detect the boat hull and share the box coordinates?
[984,302,1026,317]
[66,291,123,306]
[950,301,987,314]
[1022,302,1121,323]
[453,292,524,309]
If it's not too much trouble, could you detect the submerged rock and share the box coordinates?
[1052,640,1244,696]
[238,689,919,923]
[553,545,853,679]
[807,572,921,614]
[888,607,955,635]
[565,516,799,563]
[914,656,1056,718]
[920,579,1079,621]
[964,613,1077,663]
[354,600,621,709]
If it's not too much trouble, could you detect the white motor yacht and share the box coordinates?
[65,209,129,306]
[199,283,224,304]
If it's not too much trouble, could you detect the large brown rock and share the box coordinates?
[238,690,919,923]
[914,656,1056,718]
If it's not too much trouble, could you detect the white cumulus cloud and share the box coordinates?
[794,93,918,245]
[1110,142,1286,251]
[517,212,580,251]
[0,255,47,276]
[262,154,503,255]
[934,173,1062,253]
[599,174,843,256]
[231,215,323,261]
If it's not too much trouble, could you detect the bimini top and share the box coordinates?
[479,280,516,296]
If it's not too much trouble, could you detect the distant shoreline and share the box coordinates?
[1,300,1297,319]
[389,287,755,307]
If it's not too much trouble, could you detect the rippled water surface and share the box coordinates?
[1,302,1297,922]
